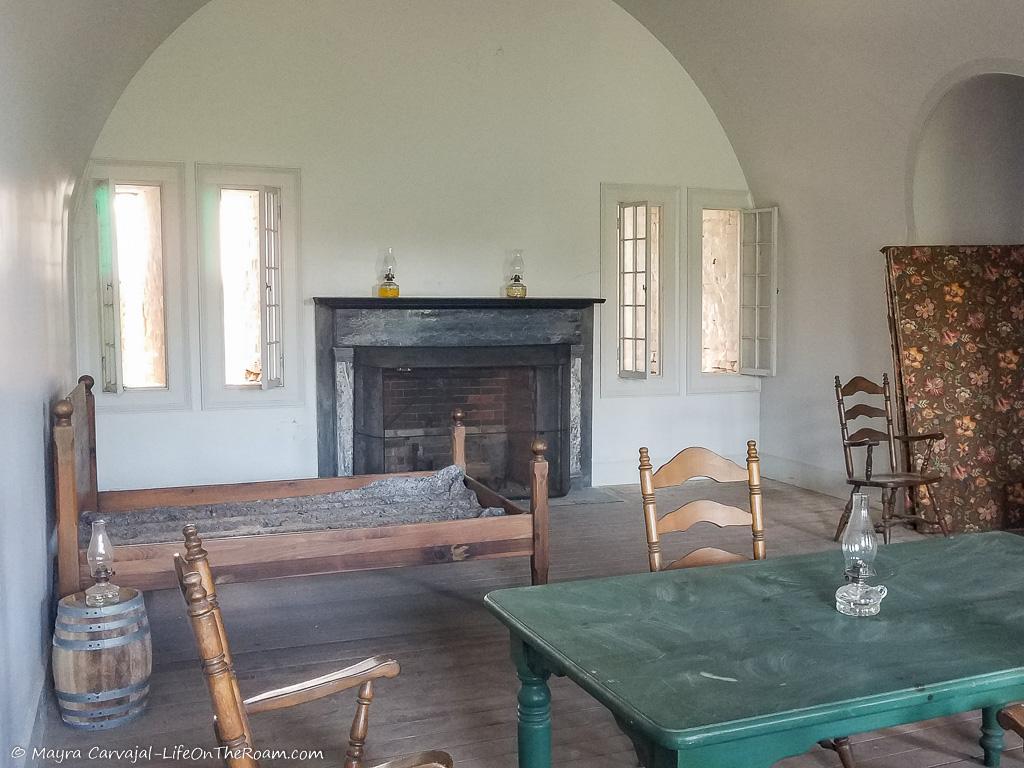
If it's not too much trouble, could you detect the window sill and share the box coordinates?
[686,371,761,395]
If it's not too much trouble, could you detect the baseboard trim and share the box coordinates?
[750,453,850,500]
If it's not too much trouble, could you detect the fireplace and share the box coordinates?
[314,297,603,497]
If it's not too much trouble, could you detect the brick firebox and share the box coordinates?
[382,367,536,496]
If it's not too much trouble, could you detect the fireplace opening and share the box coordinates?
[348,345,570,497]
[382,366,537,498]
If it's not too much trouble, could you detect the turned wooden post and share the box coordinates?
[181,525,252,747]
[182,572,258,768]
[638,447,661,572]
[343,681,374,768]
[529,438,550,586]
[451,409,466,471]
[746,440,766,560]
[53,398,81,597]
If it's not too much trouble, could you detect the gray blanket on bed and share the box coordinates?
[80,465,505,546]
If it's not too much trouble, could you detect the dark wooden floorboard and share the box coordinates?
[37,480,1020,767]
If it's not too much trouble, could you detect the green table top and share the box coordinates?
[485,532,1024,750]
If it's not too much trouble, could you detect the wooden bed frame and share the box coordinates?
[53,375,549,596]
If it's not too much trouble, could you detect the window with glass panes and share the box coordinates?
[618,202,661,378]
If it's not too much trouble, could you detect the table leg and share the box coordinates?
[512,636,552,768]
[981,706,1004,767]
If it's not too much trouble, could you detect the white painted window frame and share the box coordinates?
[686,188,777,394]
[74,159,191,412]
[599,183,680,398]
[197,163,303,409]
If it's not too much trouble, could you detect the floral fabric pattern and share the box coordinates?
[885,245,1024,532]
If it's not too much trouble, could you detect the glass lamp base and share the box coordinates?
[835,583,887,617]
[378,281,400,298]
[85,581,121,607]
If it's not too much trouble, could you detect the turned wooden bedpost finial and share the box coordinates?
[638,447,661,572]
[531,438,548,460]
[746,440,766,560]
[53,398,73,425]
[78,374,94,392]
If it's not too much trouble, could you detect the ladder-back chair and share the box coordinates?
[174,525,453,768]
[834,374,949,544]
[637,441,765,570]
[636,442,855,767]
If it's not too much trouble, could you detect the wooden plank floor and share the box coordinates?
[38,480,1023,767]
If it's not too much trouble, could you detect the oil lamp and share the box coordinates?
[378,248,400,298]
[835,493,887,616]
[505,249,527,298]
[85,520,121,606]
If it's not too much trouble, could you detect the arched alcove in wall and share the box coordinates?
[85,0,754,489]
[911,72,1024,244]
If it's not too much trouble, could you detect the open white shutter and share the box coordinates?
[260,187,284,389]
[738,206,778,377]
[94,179,122,393]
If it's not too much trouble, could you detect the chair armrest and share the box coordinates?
[243,655,400,714]
[844,438,881,448]
[895,432,944,443]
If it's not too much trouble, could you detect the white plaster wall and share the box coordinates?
[617,0,1024,499]
[90,0,755,490]
[913,73,1024,245]
[0,1,205,758]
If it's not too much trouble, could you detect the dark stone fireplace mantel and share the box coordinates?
[313,297,603,310]
[314,297,603,492]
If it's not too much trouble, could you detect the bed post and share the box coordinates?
[53,399,81,597]
[529,438,550,585]
[451,408,467,471]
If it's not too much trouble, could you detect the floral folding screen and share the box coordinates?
[884,245,1024,532]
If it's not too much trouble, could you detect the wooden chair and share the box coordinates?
[833,374,950,544]
[174,525,453,768]
[637,441,765,570]
[637,441,855,768]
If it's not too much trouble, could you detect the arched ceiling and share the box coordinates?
[0,0,207,180]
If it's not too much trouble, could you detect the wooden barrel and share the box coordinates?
[52,587,152,729]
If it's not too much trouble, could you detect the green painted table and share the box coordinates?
[485,532,1024,768]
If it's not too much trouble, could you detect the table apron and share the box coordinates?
[626,682,1024,768]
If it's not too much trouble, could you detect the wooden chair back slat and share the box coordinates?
[656,500,753,536]
[666,547,749,570]
[835,373,899,477]
[638,441,764,571]
[845,403,887,420]
[840,375,886,396]
[651,446,749,489]
[846,426,890,445]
